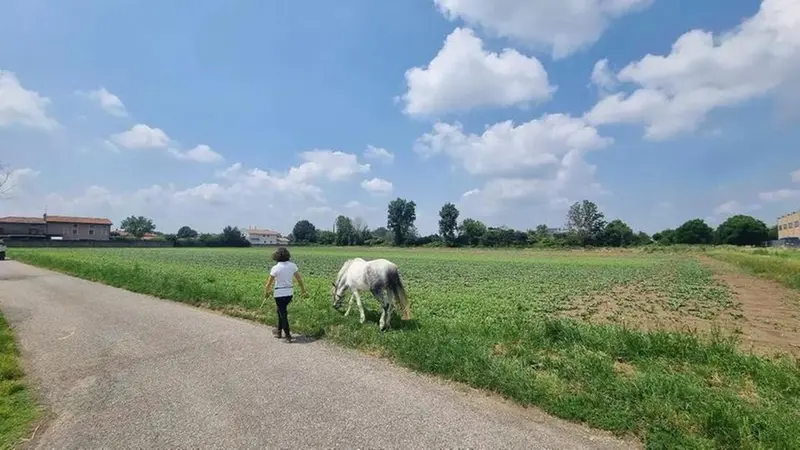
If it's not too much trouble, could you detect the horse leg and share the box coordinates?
[344,292,355,316]
[375,289,392,331]
[352,290,366,324]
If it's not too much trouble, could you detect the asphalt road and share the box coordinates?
[0,261,636,449]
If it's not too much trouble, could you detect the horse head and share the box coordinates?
[331,281,345,309]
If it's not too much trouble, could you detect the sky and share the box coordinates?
[1,0,799,236]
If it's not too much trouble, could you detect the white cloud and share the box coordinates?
[590,59,617,95]
[1,167,40,196]
[364,145,395,164]
[169,145,225,163]
[414,113,611,176]
[361,178,393,196]
[80,87,128,117]
[0,69,59,131]
[287,150,370,182]
[791,168,800,182]
[759,188,800,202]
[415,114,611,220]
[345,200,362,209]
[585,0,800,140]
[400,27,554,116]
[713,200,762,216]
[110,124,171,149]
[433,0,653,59]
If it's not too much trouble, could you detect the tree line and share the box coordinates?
[116,197,778,249]
[289,198,779,248]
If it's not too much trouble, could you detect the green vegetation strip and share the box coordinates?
[0,311,37,450]
[707,246,800,290]
[12,247,800,449]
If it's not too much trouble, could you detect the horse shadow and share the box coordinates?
[360,308,421,332]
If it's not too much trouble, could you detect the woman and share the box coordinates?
[263,247,307,343]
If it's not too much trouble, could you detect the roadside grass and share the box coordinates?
[707,246,800,290]
[0,311,37,450]
[11,247,800,449]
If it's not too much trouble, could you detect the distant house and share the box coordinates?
[778,210,800,240]
[0,214,112,241]
[244,228,284,246]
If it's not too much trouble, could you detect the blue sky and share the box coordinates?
[2,0,799,235]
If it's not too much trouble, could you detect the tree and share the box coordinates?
[318,230,336,245]
[653,228,676,245]
[352,217,371,245]
[566,200,607,246]
[438,202,460,246]
[334,215,355,246]
[673,218,714,245]
[714,215,769,246]
[176,226,198,239]
[633,231,652,246]
[458,218,487,246]
[768,225,779,241]
[0,163,10,197]
[387,198,417,246]
[292,220,317,243]
[601,219,635,247]
[120,215,156,238]
[221,225,250,247]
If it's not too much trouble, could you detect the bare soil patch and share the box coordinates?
[564,256,800,358]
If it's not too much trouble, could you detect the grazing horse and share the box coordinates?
[332,257,411,331]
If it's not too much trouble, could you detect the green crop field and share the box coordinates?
[10,246,800,449]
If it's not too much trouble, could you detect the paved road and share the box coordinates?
[0,261,636,449]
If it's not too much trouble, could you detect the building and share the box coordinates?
[0,217,47,237]
[0,214,113,240]
[778,210,800,239]
[244,228,284,246]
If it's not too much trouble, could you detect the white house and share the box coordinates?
[245,228,283,246]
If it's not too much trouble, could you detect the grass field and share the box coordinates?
[10,246,800,449]
[0,310,38,450]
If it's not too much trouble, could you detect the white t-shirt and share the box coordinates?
[270,261,298,298]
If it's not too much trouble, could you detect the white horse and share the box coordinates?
[332,257,411,331]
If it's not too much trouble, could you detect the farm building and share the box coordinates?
[777,210,800,239]
[244,228,288,246]
[0,214,113,240]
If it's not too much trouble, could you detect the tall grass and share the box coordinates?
[708,246,800,290]
[11,247,800,449]
[0,311,37,450]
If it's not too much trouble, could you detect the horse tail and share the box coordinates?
[386,265,411,320]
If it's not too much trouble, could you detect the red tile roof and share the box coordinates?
[45,215,113,225]
[0,216,46,224]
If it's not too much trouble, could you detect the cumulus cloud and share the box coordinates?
[0,69,59,131]
[433,0,653,59]
[1,167,40,197]
[287,150,370,182]
[361,178,394,196]
[400,27,554,116]
[364,145,395,164]
[169,145,225,163]
[110,124,171,149]
[79,87,128,117]
[585,0,800,140]
[792,168,800,182]
[415,114,611,219]
[414,113,611,176]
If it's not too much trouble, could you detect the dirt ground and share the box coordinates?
[564,255,800,359]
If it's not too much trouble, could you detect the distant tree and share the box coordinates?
[352,217,370,245]
[673,219,714,245]
[566,200,607,246]
[601,219,635,247]
[120,215,156,238]
[334,215,355,246]
[292,220,317,243]
[633,231,652,246]
[0,163,11,197]
[714,215,769,246]
[387,198,417,246]
[458,218,487,246]
[317,230,336,245]
[221,225,250,247]
[768,225,779,241]
[438,202,460,246]
[176,226,198,239]
[653,228,676,245]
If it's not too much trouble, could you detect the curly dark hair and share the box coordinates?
[272,246,291,262]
